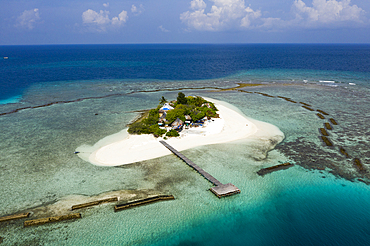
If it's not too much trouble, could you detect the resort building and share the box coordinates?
[171,118,184,130]
[160,103,174,112]
[184,115,192,129]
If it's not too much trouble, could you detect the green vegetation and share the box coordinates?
[128,109,165,136]
[128,122,150,135]
[166,129,179,137]
[166,106,187,123]
[177,92,187,105]
[144,109,160,125]
[128,93,218,138]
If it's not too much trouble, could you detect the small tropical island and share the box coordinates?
[128,93,219,138]
[78,96,285,166]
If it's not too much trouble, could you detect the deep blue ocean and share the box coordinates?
[0,44,369,245]
[1,44,370,102]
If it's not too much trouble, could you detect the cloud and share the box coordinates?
[190,0,206,10]
[103,2,109,8]
[240,7,262,28]
[16,8,41,30]
[159,25,170,32]
[293,0,365,26]
[112,11,128,26]
[180,0,262,31]
[131,4,144,15]
[180,0,367,31]
[82,8,127,32]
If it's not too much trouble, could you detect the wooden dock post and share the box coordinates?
[319,128,329,136]
[329,118,338,125]
[316,113,325,119]
[257,163,294,176]
[71,197,118,210]
[324,122,332,130]
[0,213,30,223]
[24,213,81,227]
[317,109,329,115]
[321,136,333,146]
[114,195,175,212]
[302,106,315,111]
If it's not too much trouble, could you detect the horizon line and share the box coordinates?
[1,42,370,47]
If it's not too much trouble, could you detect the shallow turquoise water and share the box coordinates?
[1,44,370,245]
[0,80,369,245]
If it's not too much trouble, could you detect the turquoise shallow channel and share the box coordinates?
[0,44,369,245]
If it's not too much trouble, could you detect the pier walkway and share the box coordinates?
[159,140,240,198]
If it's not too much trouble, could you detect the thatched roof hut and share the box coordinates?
[171,118,184,130]
[171,118,183,127]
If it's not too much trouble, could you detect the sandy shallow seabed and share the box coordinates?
[77,98,285,166]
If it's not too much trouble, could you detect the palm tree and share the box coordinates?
[159,96,167,105]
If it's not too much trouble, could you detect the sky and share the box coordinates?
[1,0,370,45]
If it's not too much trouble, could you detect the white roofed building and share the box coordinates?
[160,103,174,111]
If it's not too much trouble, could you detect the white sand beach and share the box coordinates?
[77,98,284,166]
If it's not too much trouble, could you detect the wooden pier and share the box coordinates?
[114,195,175,212]
[159,140,240,198]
